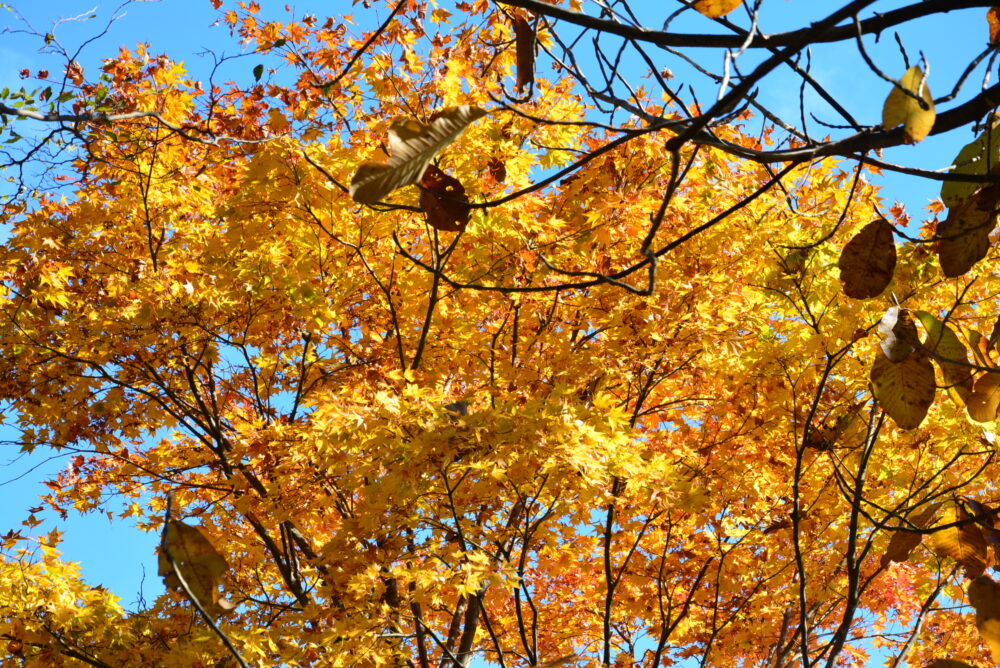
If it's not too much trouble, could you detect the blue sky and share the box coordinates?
[0,0,990,623]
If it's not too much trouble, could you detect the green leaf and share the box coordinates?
[253,64,264,82]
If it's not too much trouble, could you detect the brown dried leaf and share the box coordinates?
[419,164,470,232]
[968,372,1000,423]
[878,307,919,363]
[158,520,232,616]
[929,504,989,578]
[926,660,977,668]
[692,0,742,18]
[882,66,935,144]
[870,348,936,430]
[990,7,1000,44]
[938,184,1000,278]
[880,503,940,568]
[838,219,896,299]
[513,15,535,92]
[350,106,487,204]
[969,575,1000,663]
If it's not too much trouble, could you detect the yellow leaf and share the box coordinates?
[692,0,742,18]
[882,66,935,143]
[158,520,233,616]
[870,348,935,430]
[969,575,1000,663]
[929,503,989,578]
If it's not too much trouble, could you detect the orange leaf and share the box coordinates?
[969,575,1000,662]
[692,0,742,19]
[968,372,1000,423]
[880,503,940,568]
[990,7,1000,43]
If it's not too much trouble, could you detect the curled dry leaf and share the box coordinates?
[967,372,1000,423]
[882,66,935,144]
[838,219,896,299]
[937,179,1000,278]
[692,0,742,18]
[968,575,1000,663]
[158,520,233,617]
[880,502,940,568]
[914,310,974,404]
[870,348,936,430]
[877,306,920,363]
[350,106,487,204]
[513,15,535,92]
[929,503,989,578]
[419,164,470,232]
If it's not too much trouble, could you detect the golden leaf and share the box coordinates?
[870,348,936,430]
[838,219,896,299]
[929,504,989,578]
[692,0,742,19]
[350,106,488,204]
[882,66,935,144]
[914,310,974,405]
[158,520,233,616]
[967,372,1000,423]
[969,575,1000,663]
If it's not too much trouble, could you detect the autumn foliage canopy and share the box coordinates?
[4,1,1000,666]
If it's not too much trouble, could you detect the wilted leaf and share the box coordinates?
[350,106,488,204]
[929,503,989,578]
[882,66,935,144]
[158,520,233,616]
[692,0,742,18]
[838,219,896,299]
[880,503,940,568]
[968,372,1000,423]
[419,164,470,232]
[941,125,1000,208]
[878,307,920,362]
[513,15,535,92]
[914,310,974,404]
[870,348,936,430]
[968,575,1000,662]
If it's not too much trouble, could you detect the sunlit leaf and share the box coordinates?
[870,348,936,430]
[914,310,974,404]
[882,66,935,144]
[158,520,233,616]
[968,575,1000,662]
[967,372,1000,423]
[692,0,742,18]
[838,219,896,299]
[929,503,989,578]
[941,125,1000,208]
[937,187,998,278]
[878,306,919,363]
[350,106,488,204]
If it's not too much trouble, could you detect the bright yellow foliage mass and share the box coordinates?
[0,2,999,667]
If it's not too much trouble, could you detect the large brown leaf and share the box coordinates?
[870,348,936,430]
[929,503,989,578]
[882,66,935,144]
[419,164,470,232]
[938,183,1000,278]
[350,106,487,204]
[968,575,1000,663]
[513,15,535,92]
[880,503,940,568]
[838,219,896,299]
